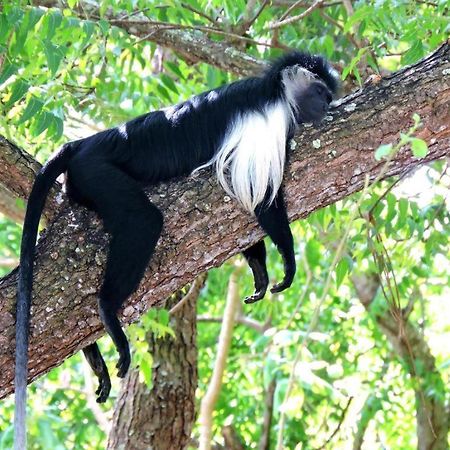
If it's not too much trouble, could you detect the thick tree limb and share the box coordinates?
[0,43,449,399]
[33,1,265,76]
[0,136,60,222]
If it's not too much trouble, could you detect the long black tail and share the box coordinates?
[14,143,77,450]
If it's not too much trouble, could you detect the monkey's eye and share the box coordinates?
[315,84,326,96]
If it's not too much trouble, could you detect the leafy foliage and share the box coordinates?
[0,0,449,449]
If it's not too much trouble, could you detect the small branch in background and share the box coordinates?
[0,257,19,268]
[314,397,354,449]
[169,272,207,315]
[279,0,311,21]
[222,425,245,450]
[198,262,243,450]
[236,0,270,35]
[259,377,277,450]
[0,184,24,224]
[269,0,324,30]
[181,2,218,24]
[319,10,362,50]
[197,314,269,334]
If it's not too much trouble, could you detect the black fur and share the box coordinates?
[15,51,338,448]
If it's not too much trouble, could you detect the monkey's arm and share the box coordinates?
[242,240,269,304]
[255,190,296,295]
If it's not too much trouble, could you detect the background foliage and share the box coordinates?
[0,0,449,448]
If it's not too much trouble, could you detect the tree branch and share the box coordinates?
[0,136,60,222]
[0,43,449,399]
[33,1,265,76]
[198,263,243,450]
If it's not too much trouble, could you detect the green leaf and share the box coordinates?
[306,240,321,268]
[0,15,11,43]
[0,62,18,86]
[32,111,53,136]
[139,353,153,388]
[44,10,62,39]
[49,115,64,140]
[164,61,184,80]
[17,97,44,123]
[5,79,29,107]
[6,7,24,27]
[160,74,179,94]
[335,258,349,288]
[402,40,424,66]
[98,19,110,34]
[386,192,397,223]
[374,144,393,161]
[343,6,372,33]
[82,20,95,46]
[43,40,65,76]
[410,138,428,158]
[158,308,170,327]
[342,47,367,81]
[24,7,44,31]
[397,198,409,229]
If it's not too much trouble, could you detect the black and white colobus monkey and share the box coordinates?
[15,51,338,447]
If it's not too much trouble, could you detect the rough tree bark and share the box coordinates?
[0,135,60,222]
[352,274,449,450]
[106,280,202,450]
[0,43,449,399]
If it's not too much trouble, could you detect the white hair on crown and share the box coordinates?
[193,101,292,212]
[281,65,318,119]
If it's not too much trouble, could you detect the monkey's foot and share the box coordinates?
[244,289,267,304]
[116,350,131,378]
[270,274,294,294]
[95,373,112,403]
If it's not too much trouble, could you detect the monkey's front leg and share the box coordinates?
[255,190,296,294]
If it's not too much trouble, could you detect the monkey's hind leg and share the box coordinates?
[99,190,163,379]
[82,343,111,403]
[68,160,163,380]
[242,240,269,304]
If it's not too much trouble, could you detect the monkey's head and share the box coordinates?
[272,52,339,125]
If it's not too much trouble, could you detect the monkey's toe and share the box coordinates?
[116,351,131,378]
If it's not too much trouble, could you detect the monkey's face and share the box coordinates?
[294,80,333,125]
[281,65,334,126]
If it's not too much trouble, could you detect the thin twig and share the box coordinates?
[269,0,324,30]
[314,397,354,449]
[246,0,271,29]
[181,2,218,24]
[169,272,207,315]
